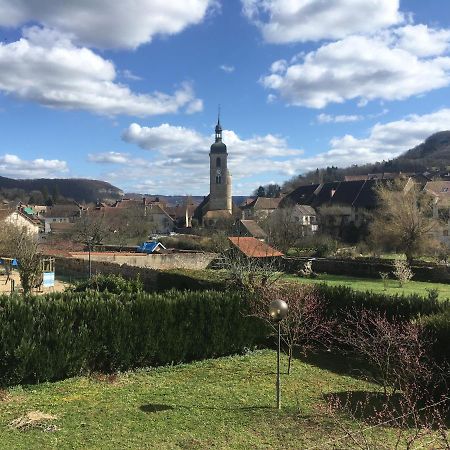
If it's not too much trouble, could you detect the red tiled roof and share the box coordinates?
[228,237,283,258]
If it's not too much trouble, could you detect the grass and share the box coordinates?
[0,350,446,449]
[283,273,450,301]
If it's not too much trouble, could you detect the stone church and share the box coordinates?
[194,117,237,226]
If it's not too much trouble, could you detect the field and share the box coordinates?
[283,273,450,301]
[0,350,446,450]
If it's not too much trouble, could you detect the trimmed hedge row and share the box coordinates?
[420,309,450,365]
[314,284,448,320]
[0,290,267,386]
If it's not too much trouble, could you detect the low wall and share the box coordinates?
[55,257,222,292]
[282,257,450,284]
[70,251,217,271]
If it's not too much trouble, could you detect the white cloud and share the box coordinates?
[394,24,450,57]
[102,109,450,194]
[242,0,402,44]
[262,29,450,108]
[0,27,203,116]
[115,122,305,194]
[0,153,68,178]
[284,108,450,174]
[219,65,235,73]
[0,0,215,49]
[317,113,363,124]
[88,152,133,165]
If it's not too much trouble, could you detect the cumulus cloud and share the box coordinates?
[0,153,68,178]
[99,109,450,194]
[262,27,450,108]
[0,27,203,116]
[284,108,450,174]
[110,122,303,194]
[0,0,215,49]
[242,0,402,44]
[394,24,450,57]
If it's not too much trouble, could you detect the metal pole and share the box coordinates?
[276,321,281,409]
[88,243,92,279]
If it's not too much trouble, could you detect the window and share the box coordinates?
[444,230,449,236]
[216,157,221,168]
[216,175,221,184]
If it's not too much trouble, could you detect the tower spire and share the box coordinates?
[215,105,222,142]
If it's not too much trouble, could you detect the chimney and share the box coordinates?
[143,197,146,206]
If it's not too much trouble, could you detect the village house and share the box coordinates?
[280,180,383,240]
[44,203,84,233]
[240,197,281,221]
[0,209,40,235]
[97,197,175,235]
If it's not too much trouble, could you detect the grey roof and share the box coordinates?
[210,141,227,153]
[239,220,267,239]
[295,205,316,215]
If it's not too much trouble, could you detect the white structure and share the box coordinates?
[0,209,40,236]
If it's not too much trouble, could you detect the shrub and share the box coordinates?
[0,290,267,386]
[392,259,413,286]
[420,309,450,365]
[315,284,447,321]
[70,273,143,294]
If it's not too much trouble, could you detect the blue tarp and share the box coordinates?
[136,241,166,254]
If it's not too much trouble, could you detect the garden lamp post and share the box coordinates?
[87,236,94,279]
[269,299,288,410]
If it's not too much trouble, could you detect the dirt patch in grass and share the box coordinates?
[0,389,10,402]
[9,411,58,432]
[89,372,119,384]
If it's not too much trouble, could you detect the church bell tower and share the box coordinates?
[209,114,232,213]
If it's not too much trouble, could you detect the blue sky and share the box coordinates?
[1,0,450,195]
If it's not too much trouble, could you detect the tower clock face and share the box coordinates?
[216,168,222,175]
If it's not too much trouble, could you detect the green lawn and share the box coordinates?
[0,350,445,449]
[284,273,450,301]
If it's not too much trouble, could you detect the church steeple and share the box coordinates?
[215,108,222,142]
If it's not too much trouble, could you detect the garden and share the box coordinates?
[0,271,448,449]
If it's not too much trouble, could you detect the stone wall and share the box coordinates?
[70,251,217,271]
[55,257,222,292]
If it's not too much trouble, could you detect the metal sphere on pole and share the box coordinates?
[269,299,288,410]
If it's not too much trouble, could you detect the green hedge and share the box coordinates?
[420,309,450,365]
[315,284,448,320]
[0,290,267,386]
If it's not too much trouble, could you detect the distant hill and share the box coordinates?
[0,177,124,203]
[283,131,450,192]
[395,131,450,170]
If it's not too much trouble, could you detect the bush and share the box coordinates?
[0,290,267,386]
[315,284,448,321]
[420,309,450,365]
[70,274,143,294]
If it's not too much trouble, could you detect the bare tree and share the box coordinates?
[369,181,439,261]
[324,387,449,450]
[71,212,111,248]
[262,206,306,252]
[322,309,448,450]
[0,224,42,294]
[338,310,432,396]
[250,283,333,374]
